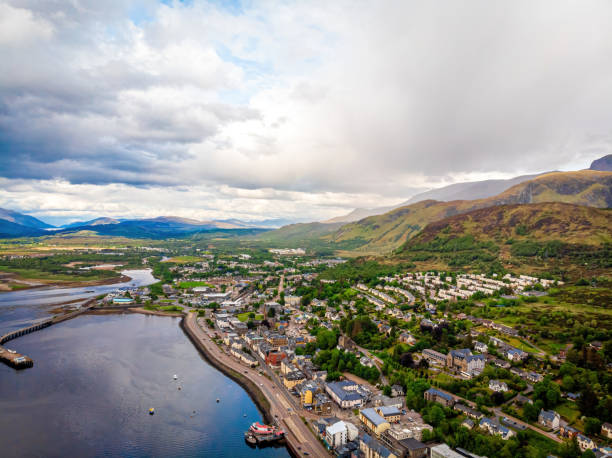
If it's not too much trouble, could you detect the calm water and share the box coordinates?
[0,313,289,458]
[0,269,157,334]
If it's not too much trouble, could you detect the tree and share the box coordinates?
[400,352,415,368]
[584,417,601,435]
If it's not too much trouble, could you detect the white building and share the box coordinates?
[326,421,348,449]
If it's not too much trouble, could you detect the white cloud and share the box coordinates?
[0,0,611,223]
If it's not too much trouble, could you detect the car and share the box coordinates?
[303,453,309,456]
[287,408,292,412]
[244,371,248,374]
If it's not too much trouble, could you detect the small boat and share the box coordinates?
[243,414,247,417]
[173,374,178,380]
[149,408,155,415]
[178,386,181,390]
[216,398,220,403]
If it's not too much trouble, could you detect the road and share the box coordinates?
[184,312,329,457]
[354,343,388,386]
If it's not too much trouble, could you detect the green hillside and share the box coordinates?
[396,202,612,278]
[326,170,612,253]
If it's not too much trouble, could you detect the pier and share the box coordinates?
[0,298,97,370]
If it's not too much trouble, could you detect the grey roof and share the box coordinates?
[426,387,453,401]
[360,433,394,458]
[361,408,387,427]
[398,437,426,450]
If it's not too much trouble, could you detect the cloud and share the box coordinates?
[1,0,611,222]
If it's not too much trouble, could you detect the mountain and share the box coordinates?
[328,170,612,253]
[324,207,396,224]
[397,202,612,275]
[255,222,344,245]
[398,173,546,206]
[0,219,47,238]
[260,169,612,254]
[0,208,54,229]
[63,217,120,228]
[590,154,612,171]
[324,172,547,224]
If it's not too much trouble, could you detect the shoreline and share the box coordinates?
[0,273,132,293]
[179,315,275,424]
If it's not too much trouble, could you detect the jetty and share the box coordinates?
[0,298,97,370]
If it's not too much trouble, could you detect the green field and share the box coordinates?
[236,312,264,322]
[178,280,213,289]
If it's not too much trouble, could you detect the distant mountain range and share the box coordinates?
[0,211,290,239]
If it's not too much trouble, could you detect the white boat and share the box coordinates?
[173,374,178,380]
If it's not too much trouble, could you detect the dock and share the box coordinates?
[0,346,33,369]
[0,298,97,370]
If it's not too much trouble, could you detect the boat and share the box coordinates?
[149,408,155,415]
[173,374,178,380]
[216,398,220,403]
[244,422,285,444]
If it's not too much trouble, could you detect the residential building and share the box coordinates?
[479,418,514,440]
[489,380,508,392]
[283,370,306,390]
[473,341,488,353]
[576,433,596,452]
[424,388,454,407]
[453,403,483,420]
[360,408,391,437]
[538,409,560,431]
[602,422,612,439]
[397,438,427,458]
[326,420,348,449]
[422,349,446,366]
[430,444,466,458]
[359,433,398,458]
[446,349,485,376]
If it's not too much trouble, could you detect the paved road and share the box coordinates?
[185,312,329,457]
[354,343,388,385]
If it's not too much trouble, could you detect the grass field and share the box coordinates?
[236,312,264,322]
[178,280,213,289]
[556,401,581,425]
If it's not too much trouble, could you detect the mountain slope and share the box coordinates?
[0,208,54,229]
[396,203,612,275]
[324,172,546,224]
[326,169,612,253]
[63,217,120,228]
[399,173,545,206]
[255,222,344,245]
[590,154,612,171]
[0,219,47,237]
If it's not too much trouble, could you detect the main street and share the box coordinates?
[184,312,330,457]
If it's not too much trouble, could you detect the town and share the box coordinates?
[97,248,612,458]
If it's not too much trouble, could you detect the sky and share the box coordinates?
[1,0,611,226]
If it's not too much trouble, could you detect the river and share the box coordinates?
[0,269,157,335]
[0,313,289,458]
